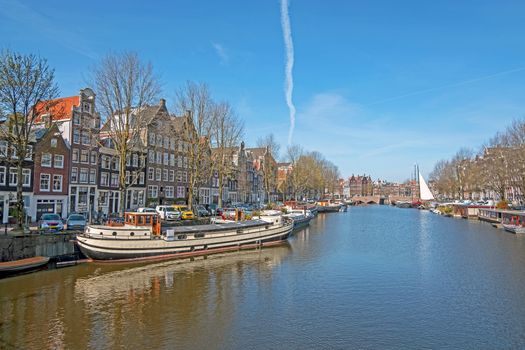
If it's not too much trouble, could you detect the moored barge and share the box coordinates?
[76,212,293,261]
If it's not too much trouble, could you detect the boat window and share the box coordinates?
[112,231,117,236]
[194,232,205,238]
[265,225,269,229]
[138,216,144,225]
[236,229,243,234]
[145,216,151,224]
[177,234,187,240]
[100,232,103,235]
[130,232,135,236]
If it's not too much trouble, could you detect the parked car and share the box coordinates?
[39,213,64,232]
[173,205,195,220]
[196,205,209,217]
[137,207,157,213]
[66,213,87,231]
[156,205,181,221]
[208,203,219,215]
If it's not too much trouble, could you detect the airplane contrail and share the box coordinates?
[280,0,296,145]
[367,66,525,106]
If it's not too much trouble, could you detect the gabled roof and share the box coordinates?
[34,96,79,122]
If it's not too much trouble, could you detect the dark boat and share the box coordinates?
[0,256,50,277]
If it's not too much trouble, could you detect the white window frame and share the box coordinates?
[54,154,64,169]
[52,174,63,192]
[40,173,51,191]
[41,153,52,167]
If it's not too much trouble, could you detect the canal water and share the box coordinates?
[2,206,525,349]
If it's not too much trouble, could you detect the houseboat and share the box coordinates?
[316,200,341,213]
[283,208,314,230]
[76,212,293,261]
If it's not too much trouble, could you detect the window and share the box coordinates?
[71,167,78,183]
[73,129,80,144]
[139,172,145,184]
[0,166,5,185]
[164,136,169,149]
[111,174,119,187]
[0,141,7,157]
[25,145,33,160]
[170,154,175,167]
[90,152,97,165]
[80,150,89,163]
[102,155,110,169]
[177,171,182,182]
[178,141,183,152]
[139,155,145,167]
[163,169,168,182]
[169,170,175,182]
[100,172,109,186]
[165,186,174,198]
[112,157,119,170]
[156,135,162,146]
[22,169,30,187]
[99,191,108,206]
[54,154,64,168]
[52,175,62,192]
[11,146,17,159]
[170,138,175,150]
[81,131,90,145]
[126,156,131,166]
[177,156,182,168]
[132,154,138,167]
[9,168,17,186]
[183,171,188,183]
[72,148,79,162]
[156,151,162,164]
[183,157,188,169]
[149,132,155,146]
[73,114,80,125]
[163,152,169,165]
[83,102,91,113]
[89,169,96,184]
[177,186,185,199]
[51,138,57,148]
[156,168,161,181]
[125,171,130,184]
[148,167,154,180]
[79,168,88,183]
[148,150,155,164]
[148,185,158,198]
[41,153,52,167]
[40,174,50,191]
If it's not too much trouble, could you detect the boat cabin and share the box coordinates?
[106,212,161,235]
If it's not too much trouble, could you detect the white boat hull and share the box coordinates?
[76,219,293,261]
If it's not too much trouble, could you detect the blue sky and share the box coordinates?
[2,0,525,181]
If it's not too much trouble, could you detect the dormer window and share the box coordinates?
[83,103,91,113]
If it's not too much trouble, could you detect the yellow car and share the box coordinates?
[173,205,195,220]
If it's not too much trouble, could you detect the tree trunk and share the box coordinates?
[119,155,127,216]
[218,175,223,208]
[16,161,24,230]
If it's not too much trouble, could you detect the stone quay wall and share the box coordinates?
[0,233,77,262]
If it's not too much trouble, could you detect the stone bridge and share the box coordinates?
[388,195,413,204]
[351,195,381,205]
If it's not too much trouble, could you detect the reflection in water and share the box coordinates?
[0,245,291,350]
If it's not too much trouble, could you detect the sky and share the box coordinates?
[2,0,525,182]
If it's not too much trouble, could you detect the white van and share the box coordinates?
[155,205,181,221]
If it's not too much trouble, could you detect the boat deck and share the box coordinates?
[167,220,269,234]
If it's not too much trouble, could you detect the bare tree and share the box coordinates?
[90,52,161,215]
[284,144,303,199]
[210,101,244,207]
[174,81,214,209]
[256,134,280,204]
[0,50,59,229]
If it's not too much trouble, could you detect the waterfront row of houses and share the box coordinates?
[337,175,416,199]
[0,88,278,223]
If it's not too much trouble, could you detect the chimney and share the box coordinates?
[159,98,167,112]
